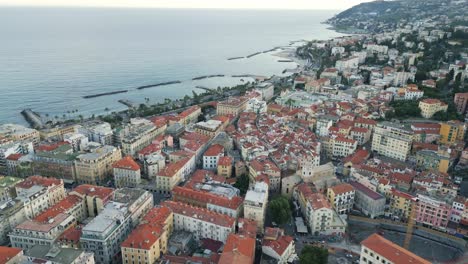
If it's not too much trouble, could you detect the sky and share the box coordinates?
[0,0,374,10]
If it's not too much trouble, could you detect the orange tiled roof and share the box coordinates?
[15,175,62,189]
[113,156,140,171]
[218,156,233,167]
[162,200,235,228]
[219,234,256,264]
[71,184,114,202]
[0,247,22,263]
[6,153,23,161]
[361,234,431,264]
[158,158,190,177]
[262,235,294,256]
[34,194,82,223]
[173,186,243,210]
[204,144,225,156]
[121,206,172,250]
[330,183,354,195]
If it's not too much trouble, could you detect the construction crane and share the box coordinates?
[403,198,419,249]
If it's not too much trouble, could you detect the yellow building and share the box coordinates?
[217,156,233,178]
[74,146,122,185]
[217,96,249,116]
[389,189,414,220]
[419,99,448,119]
[39,124,78,140]
[439,120,466,145]
[194,120,224,138]
[121,206,173,264]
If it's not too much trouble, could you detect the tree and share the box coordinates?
[233,174,250,195]
[269,196,291,225]
[299,245,328,264]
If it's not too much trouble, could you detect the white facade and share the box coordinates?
[113,167,141,188]
[244,182,269,233]
[246,98,267,114]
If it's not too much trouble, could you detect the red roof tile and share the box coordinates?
[162,200,235,228]
[330,183,354,195]
[218,156,233,167]
[34,194,82,223]
[219,234,256,264]
[361,234,431,264]
[6,153,23,161]
[172,186,243,210]
[263,235,294,256]
[204,144,225,157]
[113,156,140,171]
[0,246,22,263]
[15,175,62,189]
[71,184,114,202]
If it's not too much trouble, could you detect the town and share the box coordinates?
[0,1,468,264]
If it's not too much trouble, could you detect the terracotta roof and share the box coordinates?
[35,141,68,152]
[238,218,257,238]
[421,98,444,105]
[391,188,414,200]
[343,149,370,164]
[158,158,190,177]
[355,117,377,126]
[218,156,233,167]
[34,194,82,222]
[262,235,294,257]
[121,206,172,250]
[219,234,256,264]
[71,184,114,202]
[309,193,331,210]
[15,175,62,189]
[330,183,355,195]
[0,246,22,263]
[361,234,431,264]
[172,186,243,210]
[179,105,201,118]
[57,224,83,244]
[6,153,23,161]
[204,144,225,157]
[162,200,235,228]
[113,156,140,171]
[212,115,230,123]
[138,143,161,156]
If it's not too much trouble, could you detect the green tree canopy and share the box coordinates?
[269,196,291,225]
[299,245,329,264]
[233,174,250,195]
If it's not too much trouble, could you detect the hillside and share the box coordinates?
[327,0,468,34]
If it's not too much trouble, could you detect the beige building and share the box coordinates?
[117,118,167,156]
[194,120,224,138]
[0,124,40,145]
[75,146,122,185]
[39,124,78,140]
[70,184,114,217]
[0,247,25,264]
[419,99,448,119]
[371,122,413,161]
[121,206,173,264]
[217,96,249,116]
[244,182,269,233]
[156,158,191,194]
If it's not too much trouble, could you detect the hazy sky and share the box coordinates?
[0,0,373,10]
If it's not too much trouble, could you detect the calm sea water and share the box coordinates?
[0,7,343,124]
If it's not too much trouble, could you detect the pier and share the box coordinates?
[118,99,137,108]
[21,109,43,128]
[136,81,181,90]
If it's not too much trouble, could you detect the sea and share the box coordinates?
[0,7,344,125]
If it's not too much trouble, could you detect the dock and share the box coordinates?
[118,99,137,108]
[21,109,43,128]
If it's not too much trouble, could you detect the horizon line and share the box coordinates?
[0,4,344,11]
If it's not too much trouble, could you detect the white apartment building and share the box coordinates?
[371,122,413,161]
[244,182,269,233]
[328,136,358,159]
[335,56,359,71]
[163,200,236,243]
[327,183,355,215]
[145,153,166,178]
[202,144,225,171]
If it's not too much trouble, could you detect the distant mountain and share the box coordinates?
[327,0,468,33]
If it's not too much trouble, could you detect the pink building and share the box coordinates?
[415,194,450,231]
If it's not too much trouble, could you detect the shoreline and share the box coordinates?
[19,23,342,127]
